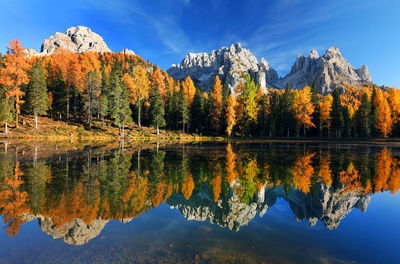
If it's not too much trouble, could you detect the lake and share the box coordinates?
[0,141,399,264]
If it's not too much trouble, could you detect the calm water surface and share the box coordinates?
[0,141,399,264]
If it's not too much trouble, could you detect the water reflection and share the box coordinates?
[0,142,399,245]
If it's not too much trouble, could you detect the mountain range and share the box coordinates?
[25,26,372,94]
[168,43,372,94]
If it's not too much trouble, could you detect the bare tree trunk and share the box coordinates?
[137,149,141,172]
[34,145,38,163]
[138,102,141,127]
[157,124,159,135]
[4,121,8,135]
[122,122,125,138]
[67,97,70,120]
[34,113,38,130]
[15,111,19,129]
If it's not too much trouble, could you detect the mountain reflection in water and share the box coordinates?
[0,142,399,246]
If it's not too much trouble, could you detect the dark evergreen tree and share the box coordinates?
[222,81,230,103]
[310,80,321,136]
[82,71,101,129]
[165,90,178,130]
[25,60,49,130]
[342,106,351,137]
[149,84,165,135]
[99,65,110,125]
[50,71,67,120]
[369,88,378,137]
[109,72,132,136]
[331,89,344,137]
[258,94,269,136]
[356,93,371,137]
[190,88,206,134]
[280,84,295,137]
[268,91,280,137]
[178,86,189,133]
[0,84,14,134]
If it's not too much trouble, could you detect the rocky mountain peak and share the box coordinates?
[324,46,342,58]
[309,49,319,59]
[229,42,242,53]
[272,46,372,93]
[167,43,277,93]
[24,26,136,58]
[40,26,111,54]
[121,48,135,55]
[355,65,372,82]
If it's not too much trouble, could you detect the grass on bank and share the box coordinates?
[0,115,220,141]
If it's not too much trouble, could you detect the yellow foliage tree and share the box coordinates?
[225,94,236,136]
[293,86,315,136]
[130,65,150,127]
[181,76,196,106]
[377,97,392,137]
[320,94,333,135]
[209,76,223,134]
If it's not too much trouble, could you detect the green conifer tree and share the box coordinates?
[190,88,206,134]
[109,72,132,137]
[82,71,101,129]
[50,71,67,120]
[330,89,344,137]
[0,85,14,134]
[178,86,189,133]
[310,80,321,136]
[280,84,295,137]
[149,83,165,135]
[26,60,49,130]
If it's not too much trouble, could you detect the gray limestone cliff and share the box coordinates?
[168,44,372,94]
[167,43,278,94]
[24,26,136,57]
[273,47,372,93]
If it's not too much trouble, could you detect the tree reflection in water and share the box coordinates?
[0,142,399,245]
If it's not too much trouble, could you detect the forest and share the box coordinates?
[0,39,398,138]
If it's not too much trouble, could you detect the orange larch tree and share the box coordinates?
[209,76,223,135]
[0,40,31,129]
[389,88,400,125]
[293,85,315,136]
[150,66,166,98]
[320,94,333,136]
[181,76,196,106]
[225,94,236,136]
[376,96,392,137]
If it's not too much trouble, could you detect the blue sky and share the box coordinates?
[0,0,399,87]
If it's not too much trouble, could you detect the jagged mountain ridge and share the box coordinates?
[168,43,372,94]
[23,26,371,94]
[167,182,370,231]
[167,43,278,95]
[25,26,135,57]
